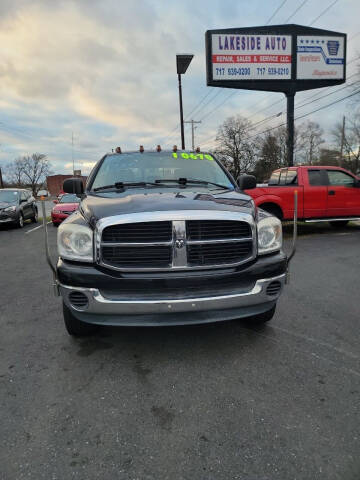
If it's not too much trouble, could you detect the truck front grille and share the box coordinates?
[187,220,251,240]
[102,221,172,243]
[187,241,253,266]
[102,245,172,268]
[98,215,254,271]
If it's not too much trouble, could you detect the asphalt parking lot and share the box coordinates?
[0,222,359,480]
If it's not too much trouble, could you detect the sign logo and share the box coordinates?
[175,239,185,249]
[327,40,340,56]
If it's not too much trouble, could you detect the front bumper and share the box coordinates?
[57,252,287,326]
[59,273,285,326]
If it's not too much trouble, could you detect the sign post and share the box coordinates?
[205,25,346,166]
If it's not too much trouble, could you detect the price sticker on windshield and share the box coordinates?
[172,152,214,161]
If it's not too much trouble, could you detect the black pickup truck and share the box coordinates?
[53,150,289,336]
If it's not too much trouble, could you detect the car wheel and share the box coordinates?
[17,213,24,228]
[329,220,349,228]
[63,302,98,336]
[31,209,38,223]
[242,304,276,325]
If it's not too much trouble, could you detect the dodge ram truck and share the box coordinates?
[246,165,360,226]
[46,150,294,336]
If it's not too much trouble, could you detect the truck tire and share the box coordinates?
[63,302,98,336]
[243,304,276,325]
[259,204,283,220]
[329,220,349,228]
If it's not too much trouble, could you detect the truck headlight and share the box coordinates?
[4,206,16,212]
[257,216,282,255]
[58,223,93,262]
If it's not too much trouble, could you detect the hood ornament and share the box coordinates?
[175,238,185,249]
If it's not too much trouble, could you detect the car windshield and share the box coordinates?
[0,190,19,203]
[90,152,234,191]
[59,193,80,203]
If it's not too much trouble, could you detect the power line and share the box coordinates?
[199,91,237,123]
[245,88,360,141]
[184,89,214,120]
[265,0,288,25]
[309,0,339,26]
[200,84,360,147]
[284,0,308,23]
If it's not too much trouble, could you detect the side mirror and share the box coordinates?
[238,174,257,190]
[63,178,84,196]
[53,199,59,204]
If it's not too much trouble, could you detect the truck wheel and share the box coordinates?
[243,304,276,325]
[329,220,349,228]
[63,302,98,336]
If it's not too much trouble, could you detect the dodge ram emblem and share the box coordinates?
[175,239,185,249]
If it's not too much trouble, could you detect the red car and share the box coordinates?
[51,193,80,226]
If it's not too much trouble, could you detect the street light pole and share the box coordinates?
[176,54,194,151]
[178,74,185,150]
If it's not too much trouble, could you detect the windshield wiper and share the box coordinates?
[93,181,159,192]
[155,178,233,190]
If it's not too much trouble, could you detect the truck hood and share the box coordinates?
[80,189,254,226]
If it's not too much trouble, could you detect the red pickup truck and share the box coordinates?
[245,166,360,226]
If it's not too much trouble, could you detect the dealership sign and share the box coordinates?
[297,35,345,80]
[206,25,346,92]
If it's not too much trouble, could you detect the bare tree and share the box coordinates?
[5,154,52,195]
[332,114,360,174]
[5,158,25,186]
[21,154,52,195]
[214,115,257,179]
[296,120,325,165]
[254,133,282,182]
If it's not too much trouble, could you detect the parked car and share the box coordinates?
[0,188,38,228]
[51,193,80,226]
[246,166,360,226]
[44,149,292,336]
[37,189,49,198]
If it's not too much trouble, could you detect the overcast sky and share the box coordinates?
[0,0,359,175]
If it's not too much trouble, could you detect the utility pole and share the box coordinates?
[184,120,201,150]
[0,167,4,188]
[286,91,295,167]
[339,115,346,166]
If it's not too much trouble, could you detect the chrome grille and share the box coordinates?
[102,245,172,268]
[102,221,172,243]
[187,220,251,240]
[187,241,253,266]
[97,211,255,271]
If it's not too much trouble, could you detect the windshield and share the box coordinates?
[59,193,80,203]
[90,152,234,191]
[0,190,19,203]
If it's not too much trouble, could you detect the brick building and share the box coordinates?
[46,174,87,196]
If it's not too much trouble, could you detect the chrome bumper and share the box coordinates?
[59,274,285,324]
